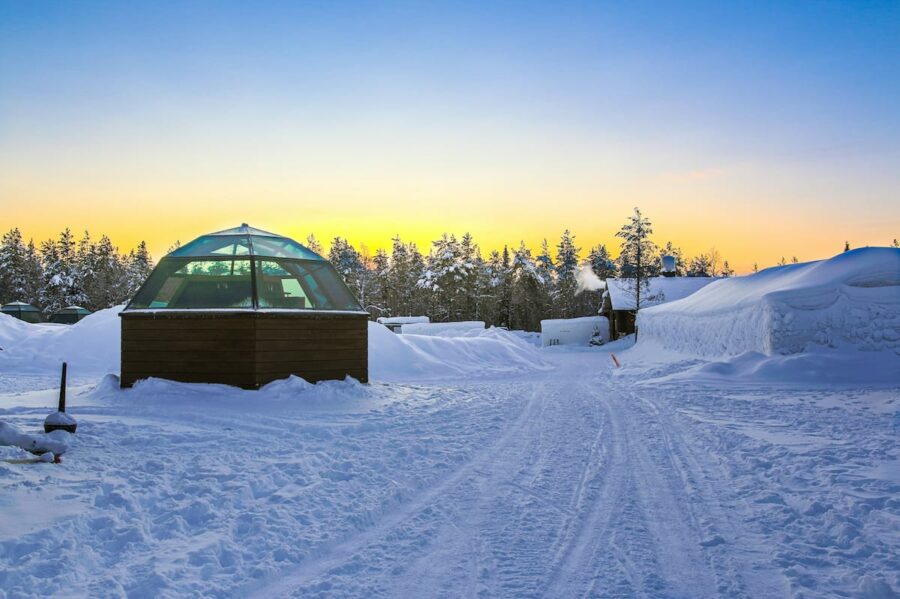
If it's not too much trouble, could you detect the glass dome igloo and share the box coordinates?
[126,224,363,312]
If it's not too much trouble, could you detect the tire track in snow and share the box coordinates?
[245,376,551,598]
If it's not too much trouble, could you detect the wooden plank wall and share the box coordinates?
[121,313,368,388]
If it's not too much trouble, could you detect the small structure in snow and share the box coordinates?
[661,255,677,277]
[376,316,429,333]
[400,321,486,336]
[541,316,609,347]
[601,277,717,339]
[1,301,42,324]
[49,306,92,324]
[120,224,369,388]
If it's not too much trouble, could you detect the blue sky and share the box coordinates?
[1,1,898,268]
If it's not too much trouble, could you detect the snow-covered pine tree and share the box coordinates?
[586,244,616,280]
[306,234,324,256]
[124,241,154,300]
[615,208,658,310]
[328,237,367,307]
[39,229,86,314]
[509,242,550,331]
[369,248,391,317]
[0,228,34,303]
[84,235,127,309]
[687,254,712,277]
[418,234,477,322]
[721,260,735,277]
[555,230,580,318]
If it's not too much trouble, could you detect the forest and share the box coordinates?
[1,209,741,330]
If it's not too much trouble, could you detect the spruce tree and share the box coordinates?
[615,208,657,310]
[555,230,580,318]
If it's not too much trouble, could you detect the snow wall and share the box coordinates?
[636,248,900,358]
[0,308,546,382]
[540,316,609,347]
[400,321,486,337]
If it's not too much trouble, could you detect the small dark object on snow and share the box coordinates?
[44,362,77,434]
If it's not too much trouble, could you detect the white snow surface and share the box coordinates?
[1,343,897,598]
[605,276,717,310]
[636,248,900,361]
[399,321,486,336]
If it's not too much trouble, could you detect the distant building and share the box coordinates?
[1,302,42,324]
[601,277,717,338]
[49,306,92,324]
[376,316,429,333]
[541,316,609,347]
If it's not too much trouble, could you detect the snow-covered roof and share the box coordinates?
[377,316,429,325]
[605,277,717,311]
[637,247,900,358]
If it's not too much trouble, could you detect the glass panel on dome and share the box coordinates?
[256,259,361,310]
[251,237,323,260]
[168,235,252,258]
[129,258,253,309]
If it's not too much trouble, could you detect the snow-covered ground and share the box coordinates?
[1,250,898,598]
[1,347,896,598]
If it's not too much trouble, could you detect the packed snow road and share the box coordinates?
[1,349,897,598]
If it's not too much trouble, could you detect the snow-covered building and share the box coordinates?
[540,316,609,347]
[602,277,717,338]
[1,301,42,324]
[120,224,369,388]
[637,247,900,358]
[376,316,429,333]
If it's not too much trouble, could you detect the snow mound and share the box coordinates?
[369,322,548,381]
[0,312,40,350]
[400,321,485,336]
[0,306,122,375]
[637,248,900,358]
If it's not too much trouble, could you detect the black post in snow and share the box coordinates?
[44,362,77,434]
[59,362,67,413]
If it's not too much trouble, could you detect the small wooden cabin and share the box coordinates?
[601,277,717,339]
[120,224,368,388]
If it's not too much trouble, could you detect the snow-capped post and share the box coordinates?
[44,362,77,434]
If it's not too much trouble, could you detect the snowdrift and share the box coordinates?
[0,307,546,383]
[0,306,123,374]
[400,321,485,336]
[369,322,547,380]
[636,248,900,359]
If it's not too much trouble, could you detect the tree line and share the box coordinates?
[0,228,153,315]
[1,209,737,329]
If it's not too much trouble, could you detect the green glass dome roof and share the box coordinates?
[125,225,364,312]
[168,224,325,261]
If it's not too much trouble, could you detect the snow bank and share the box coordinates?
[0,312,39,350]
[0,306,122,375]
[540,316,609,347]
[400,321,485,336]
[369,322,547,381]
[636,248,900,359]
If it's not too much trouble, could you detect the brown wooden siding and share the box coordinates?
[120,311,368,389]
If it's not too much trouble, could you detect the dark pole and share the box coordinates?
[58,362,67,413]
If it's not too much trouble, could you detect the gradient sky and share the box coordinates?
[1,1,898,272]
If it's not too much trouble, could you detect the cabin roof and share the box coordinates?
[604,277,717,311]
